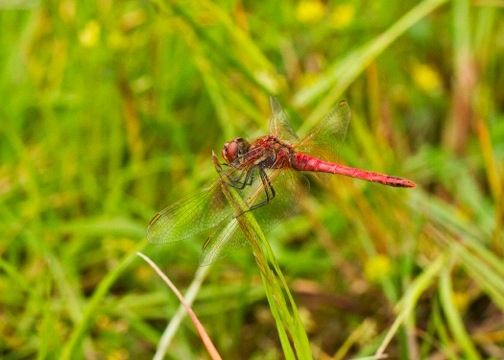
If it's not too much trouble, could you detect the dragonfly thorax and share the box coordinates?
[249,135,295,169]
[222,135,295,169]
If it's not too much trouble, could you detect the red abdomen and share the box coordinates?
[292,153,415,188]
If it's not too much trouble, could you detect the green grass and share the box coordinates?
[1,0,503,358]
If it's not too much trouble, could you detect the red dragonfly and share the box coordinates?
[147,97,415,265]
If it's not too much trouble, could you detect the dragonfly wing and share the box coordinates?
[199,167,266,265]
[199,165,310,265]
[200,216,249,266]
[296,99,351,164]
[253,168,310,232]
[269,96,299,143]
[147,180,233,244]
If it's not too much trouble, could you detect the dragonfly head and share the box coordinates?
[222,137,250,166]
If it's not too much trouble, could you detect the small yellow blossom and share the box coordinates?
[412,63,443,93]
[330,3,355,29]
[452,291,471,311]
[78,20,100,48]
[106,349,128,360]
[296,0,325,24]
[364,254,392,282]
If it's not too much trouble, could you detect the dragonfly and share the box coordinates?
[147,97,416,265]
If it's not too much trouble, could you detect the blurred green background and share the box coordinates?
[1,0,503,359]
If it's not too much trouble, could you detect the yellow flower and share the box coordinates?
[364,254,392,282]
[412,63,443,93]
[296,0,325,24]
[452,291,471,312]
[78,20,100,48]
[330,3,355,29]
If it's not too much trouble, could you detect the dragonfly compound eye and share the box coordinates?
[222,139,239,163]
[222,137,250,165]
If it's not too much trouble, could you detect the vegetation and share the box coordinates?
[1,0,503,358]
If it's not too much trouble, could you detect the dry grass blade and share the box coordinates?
[137,253,222,360]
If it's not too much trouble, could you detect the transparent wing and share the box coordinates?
[295,100,351,164]
[199,167,310,266]
[196,165,270,265]
[269,96,299,143]
[198,165,265,266]
[146,180,234,244]
[146,161,287,256]
[200,216,249,266]
[251,167,309,233]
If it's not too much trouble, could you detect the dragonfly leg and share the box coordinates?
[224,168,254,190]
[243,168,276,213]
[222,168,275,217]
